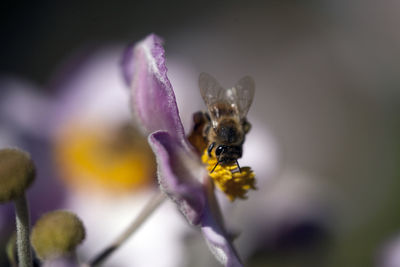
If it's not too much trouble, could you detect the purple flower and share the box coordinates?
[122,34,243,266]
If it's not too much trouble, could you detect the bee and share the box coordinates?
[198,72,255,173]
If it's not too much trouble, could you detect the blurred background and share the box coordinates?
[1,1,400,267]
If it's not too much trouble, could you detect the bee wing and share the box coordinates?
[199,72,225,107]
[199,73,255,120]
[232,75,255,119]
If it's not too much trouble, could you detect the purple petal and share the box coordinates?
[201,208,243,267]
[148,130,206,225]
[200,186,244,267]
[122,34,185,140]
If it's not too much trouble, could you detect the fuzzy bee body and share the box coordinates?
[198,73,255,171]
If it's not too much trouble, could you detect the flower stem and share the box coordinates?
[14,194,33,267]
[87,191,167,266]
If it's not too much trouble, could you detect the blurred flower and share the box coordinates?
[378,234,400,267]
[122,34,245,266]
[47,46,155,195]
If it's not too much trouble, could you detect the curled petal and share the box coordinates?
[148,131,206,225]
[122,34,185,140]
[201,206,243,267]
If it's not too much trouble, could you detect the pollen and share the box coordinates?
[201,150,256,201]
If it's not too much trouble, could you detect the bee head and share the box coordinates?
[215,145,242,164]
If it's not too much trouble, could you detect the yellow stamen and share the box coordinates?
[53,123,155,194]
[201,149,256,201]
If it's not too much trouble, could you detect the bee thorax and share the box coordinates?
[215,120,242,143]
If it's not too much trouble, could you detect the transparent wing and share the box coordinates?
[198,72,225,107]
[232,76,255,119]
[199,73,255,120]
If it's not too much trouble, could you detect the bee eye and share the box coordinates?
[215,145,225,156]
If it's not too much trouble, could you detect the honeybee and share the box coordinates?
[198,72,255,173]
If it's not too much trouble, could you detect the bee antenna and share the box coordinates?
[235,160,241,173]
[210,161,220,173]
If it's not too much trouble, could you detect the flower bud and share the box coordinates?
[0,148,36,203]
[31,210,85,261]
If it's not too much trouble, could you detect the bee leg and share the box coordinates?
[192,111,205,130]
[210,161,220,173]
[207,142,215,157]
[235,159,241,173]
[204,112,211,122]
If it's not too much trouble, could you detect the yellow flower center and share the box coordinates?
[53,122,155,194]
[201,149,256,201]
